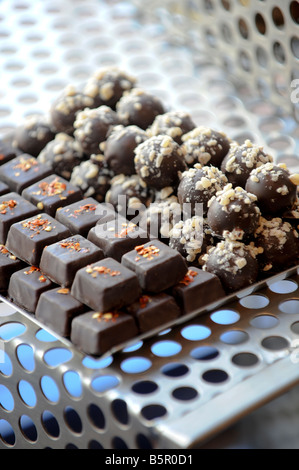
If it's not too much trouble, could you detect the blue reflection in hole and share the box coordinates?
[269,280,298,294]
[18,380,37,407]
[122,341,143,353]
[239,294,269,309]
[44,348,72,367]
[151,340,182,357]
[40,376,60,403]
[210,309,240,325]
[17,344,35,372]
[0,352,13,376]
[0,385,14,411]
[0,322,26,340]
[181,325,211,341]
[35,329,57,342]
[63,371,82,398]
[120,356,152,373]
[82,355,113,369]
[91,375,120,393]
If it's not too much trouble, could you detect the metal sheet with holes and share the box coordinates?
[0,0,299,449]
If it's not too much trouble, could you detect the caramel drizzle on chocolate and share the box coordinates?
[0,199,17,214]
[134,244,160,261]
[179,269,198,286]
[86,265,121,278]
[92,311,119,322]
[36,177,67,197]
[22,214,53,237]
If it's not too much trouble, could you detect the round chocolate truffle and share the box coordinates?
[116,88,165,130]
[139,195,181,241]
[254,216,299,273]
[73,105,120,156]
[177,164,228,217]
[37,133,85,180]
[134,135,187,190]
[245,163,298,215]
[83,67,136,109]
[203,240,260,293]
[148,110,196,144]
[70,159,111,202]
[207,184,261,240]
[103,124,148,176]
[169,216,215,266]
[49,84,95,135]
[13,114,56,157]
[105,173,152,219]
[221,139,273,187]
[181,126,231,167]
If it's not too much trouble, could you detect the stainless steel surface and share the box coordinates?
[0,0,299,449]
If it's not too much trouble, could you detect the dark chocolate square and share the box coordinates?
[126,292,180,333]
[0,245,26,291]
[0,181,10,196]
[8,265,54,312]
[70,310,138,356]
[0,139,22,165]
[36,287,87,337]
[6,213,71,266]
[22,174,82,217]
[121,239,188,293]
[55,198,114,237]
[40,235,104,287]
[0,154,52,193]
[87,217,150,262]
[170,267,225,315]
[0,192,39,244]
[71,257,141,312]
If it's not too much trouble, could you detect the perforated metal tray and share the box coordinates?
[0,0,299,449]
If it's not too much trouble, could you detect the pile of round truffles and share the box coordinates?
[11,66,299,294]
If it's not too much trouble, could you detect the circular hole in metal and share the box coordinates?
[272,6,285,29]
[250,314,279,329]
[19,415,38,442]
[4,60,24,72]
[291,36,299,59]
[88,439,104,449]
[35,328,57,342]
[0,352,13,377]
[40,376,60,403]
[239,49,251,71]
[82,355,113,369]
[291,322,299,335]
[0,419,15,446]
[132,380,158,395]
[273,41,286,64]
[141,404,167,421]
[91,375,120,393]
[172,386,199,401]
[210,309,240,325]
[290,1,299,24]
[0,384,14,411]
[0,303,17,317]
[190,345,219,361]
[136,433,153,449]
[41,410,60,438]
[161,362,189,378]
[122,341,143,353]
[0,322,26,340]
[220,330,249,345]
[203,0,214,13]
[259,116,283,133]
[255,13,266,35]
[256,46,268,68]
[120,356,152,373]
[151,340,182,357]
[205,28,217,47]
[268,135,292,151]
[202,369,229,384]
[221,0,231,10]
[261,336,289,351]
[221,23,233,43]
[238,18,249,39]
[279,299,299,314]
[43,347,72,367]
[239,294,269,309]
[16,344,35,372]
[111,399,129,426]
[268,280,298,294]
[87,404,106,430]
[64,406,83,434]
[18,380,37,407]
[63,370,82,398]
[232,352,259,367]
[181,325,211,341]
[112,436,129,449]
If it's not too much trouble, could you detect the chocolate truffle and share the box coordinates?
[0,245,25,291]
[126,293,180,333]
[8,266,54,313]
[116,88,165,129]
[36,287,87,337]
[70,310,138,356]
[0,139,22,165]
[181,126,231,167]
[13,114,55,157]
[37,133,85,181]
[83,67,136,109]
[207,184,261,240]
[49,84,95,135]
[148,110,196,144]
[103,124,148,175]
[134,135,187,190]
[70,159,111,202]
[202,240,260,293]
[0,192,39,244]
[22,175,82,217]
[6,213,71,266]
[245,163,298,215]
[0,154,52,193]
[121,239,188,293]
[254,217,299,273]
[71,257,141,312]
[139,195,182,240]
[105,173,151,219]
[177,164,228,216]
[221,140,273,187]
[73,105,120,156]
[170,267,225,315]
[40,235,104,287]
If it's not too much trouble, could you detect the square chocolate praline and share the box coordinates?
[0,192,39,244]
[70,310,138,356]
[0,181,10,196]
[0,154,52,193]
[71,257,141,312]
[126,293,180,333]
[22,174,83,217]
[40,235,104,287]
[121,239,188,293]
[0,245,26,291]
[8,266,55,313]
[6,213,71,266]
[36,287,87,337]
[0,139,22,165]
[55,198,114,237]
[170,267,225,315]
[87,217,150,262]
